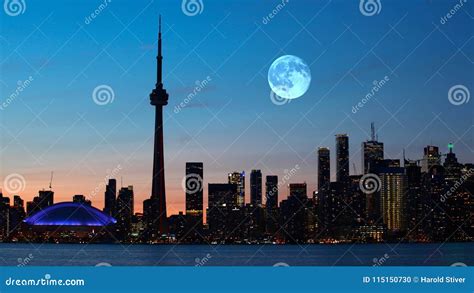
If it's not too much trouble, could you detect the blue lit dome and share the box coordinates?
[24,202,116,226]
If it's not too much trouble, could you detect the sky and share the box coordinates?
[1,0,473,216]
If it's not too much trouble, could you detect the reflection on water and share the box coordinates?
[0,243,472,266]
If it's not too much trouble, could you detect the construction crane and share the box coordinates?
[49,171,54,190]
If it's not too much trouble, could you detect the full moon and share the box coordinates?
[268,55,311,100]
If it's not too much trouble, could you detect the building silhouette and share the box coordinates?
[335,134,349,185]
[317,147,330,193]
[228,171,245,207]
[362,123,384,174]
[104,178,116,216]
[250,169,262,206]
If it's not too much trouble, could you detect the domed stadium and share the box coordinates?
[24,202,116,226]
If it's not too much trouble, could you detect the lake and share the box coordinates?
[0,243,472,266]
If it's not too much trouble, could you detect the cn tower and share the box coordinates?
[149,15,168,234]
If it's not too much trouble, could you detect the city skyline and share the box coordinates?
[1,0,473,217]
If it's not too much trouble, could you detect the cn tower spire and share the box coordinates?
[157,15,163,86]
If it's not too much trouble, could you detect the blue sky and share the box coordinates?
[1,0,473,213]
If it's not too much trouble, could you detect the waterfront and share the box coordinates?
[0,243,472,266]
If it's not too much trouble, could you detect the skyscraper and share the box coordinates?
[380,167,407,232]
[228,171,245,207]
[422,145,441,173]
[185,162,203,225]
[444,143,462,181]
[317,147,330,193]
[336,134,349,184]
[265,175,278,210]
[207,183,238,240]
[362,123,384,174]
[116,185,134,239]
[265,175,279,234]
[104,178,116,216]
[148,16,168,234]
[250,170,262,206]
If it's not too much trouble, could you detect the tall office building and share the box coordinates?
[207,183,238,240]
[104,178,116,216]
[280,183,309,243]
[380,167,407,232]
[336,134,349,184]
[116,186,134,239]
[265,176,278,209]
[185,162,204,225]
[317,147,330,193]
[362,123,384,174]
[265,175,279,234]
[443,143,462,181]
[38,190,54,209]
[228,171,245,207]
[422,145,441,173]
[250,170,262,206]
